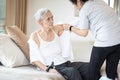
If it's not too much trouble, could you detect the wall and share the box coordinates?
[118,0,120,17]
[26,0,94,41]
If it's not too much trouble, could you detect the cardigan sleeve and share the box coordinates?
[28,39,46,65]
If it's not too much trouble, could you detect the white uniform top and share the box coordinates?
[76,0,120,47]
[28,32,67,66]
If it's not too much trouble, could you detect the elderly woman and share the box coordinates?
[28,8,88,80]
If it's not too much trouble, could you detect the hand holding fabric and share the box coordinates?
[63,24,71,30]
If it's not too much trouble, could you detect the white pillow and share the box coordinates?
[0,34,29,67]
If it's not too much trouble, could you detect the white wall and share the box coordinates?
[26,0,94,41]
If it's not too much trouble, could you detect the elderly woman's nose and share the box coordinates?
[50,18,53,22]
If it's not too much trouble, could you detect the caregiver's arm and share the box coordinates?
[63,24,89,37]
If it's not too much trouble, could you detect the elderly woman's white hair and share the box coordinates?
[34,8,50,21]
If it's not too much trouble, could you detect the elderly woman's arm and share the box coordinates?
[28,32,47,71]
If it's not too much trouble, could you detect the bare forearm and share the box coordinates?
[71,26,88,37]
[33,61,47,71]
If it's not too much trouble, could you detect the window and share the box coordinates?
[103,0,114,8]
[103,0,120,17]
[0,0,6,34]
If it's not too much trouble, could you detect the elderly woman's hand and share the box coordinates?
[49,69,59,74]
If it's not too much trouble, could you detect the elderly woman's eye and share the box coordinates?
[47,18,49,20]
[51,17,53,20]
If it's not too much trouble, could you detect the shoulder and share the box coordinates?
[30,31,37,41]
[53,25,64,36]
[30,30,40,47]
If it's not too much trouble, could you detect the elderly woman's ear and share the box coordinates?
[37,20,43,25]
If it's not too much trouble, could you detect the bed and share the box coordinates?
[0,61,119,80]
[0,65,65,80]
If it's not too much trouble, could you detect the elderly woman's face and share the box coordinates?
[41,11,54,28]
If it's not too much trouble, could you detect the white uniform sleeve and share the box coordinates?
[75,9,90,29]
[28,39,46,65]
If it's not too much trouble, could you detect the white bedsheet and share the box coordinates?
[0,65,65,80]
[0,64,120,80]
